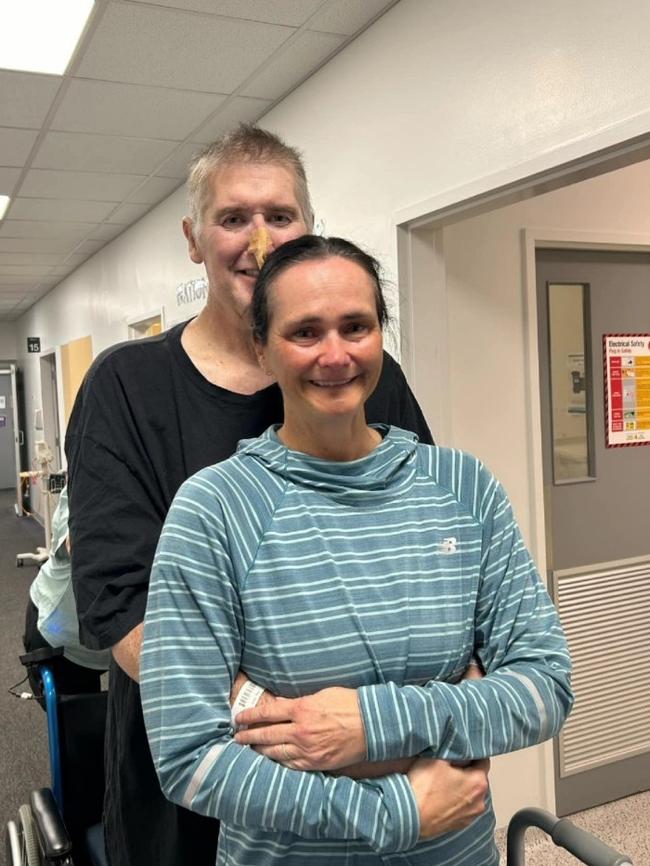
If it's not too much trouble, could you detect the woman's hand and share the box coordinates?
[234,686,366,771]
[407,758,490,839]
[232,660,484,772]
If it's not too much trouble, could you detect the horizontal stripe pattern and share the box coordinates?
[141,426,571,865]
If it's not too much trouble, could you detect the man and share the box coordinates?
[66,125,473,866]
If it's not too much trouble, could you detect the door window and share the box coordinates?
[547,282,595,482]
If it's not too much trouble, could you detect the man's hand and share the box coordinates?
[330,758,416,779]
[234,686,366,771]
[407,758,490,839]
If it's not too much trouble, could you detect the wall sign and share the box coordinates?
[604,334,650,447]
[175,277,208,307]
[27,337,41,353]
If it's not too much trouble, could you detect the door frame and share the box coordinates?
[39,349,62,470]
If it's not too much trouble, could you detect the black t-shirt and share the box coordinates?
[65,319,433,866]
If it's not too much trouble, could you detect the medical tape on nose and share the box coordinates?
[248,226,272,269]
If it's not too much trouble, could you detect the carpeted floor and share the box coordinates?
[0,487,647,864]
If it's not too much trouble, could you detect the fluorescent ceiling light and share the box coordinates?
[0,1,95,75]
[0,197,10,220]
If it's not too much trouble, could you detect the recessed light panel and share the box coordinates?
[0,197,10,220]
[0,1,95,75]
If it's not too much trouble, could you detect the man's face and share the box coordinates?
[184,162,308,321]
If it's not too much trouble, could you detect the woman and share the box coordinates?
[24,486,110,700]
[140,236,573,865]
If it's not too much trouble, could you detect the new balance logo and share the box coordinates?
[439,537,458,554]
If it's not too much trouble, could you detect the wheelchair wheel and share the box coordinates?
[19,804,41,866]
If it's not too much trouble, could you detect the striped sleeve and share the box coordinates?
[140,470,420,854]
[358,455,574,763]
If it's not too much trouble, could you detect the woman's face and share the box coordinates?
[258,255,384,427]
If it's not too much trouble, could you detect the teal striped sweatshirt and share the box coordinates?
[141,426,573,865]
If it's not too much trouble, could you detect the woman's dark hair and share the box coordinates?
[252,235,389,344]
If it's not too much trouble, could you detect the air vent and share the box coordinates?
[553,555,650,777]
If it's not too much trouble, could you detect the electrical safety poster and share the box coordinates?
[604,334,650,447]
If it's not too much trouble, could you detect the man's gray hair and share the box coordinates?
[186,124,314,233]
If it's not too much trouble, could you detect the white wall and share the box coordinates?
[11,0,650,827]
[0,323,17,360]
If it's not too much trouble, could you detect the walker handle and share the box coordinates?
[507,808,632,866]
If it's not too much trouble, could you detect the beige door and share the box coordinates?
[61,335,93,424]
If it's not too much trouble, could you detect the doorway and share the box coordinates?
[0,366,19,490]
[127,310,164,340]
[536,248,650,815]
[0,365,25,515]
[40,352,61,471]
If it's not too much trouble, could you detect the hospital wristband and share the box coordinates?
[231,680,266,729]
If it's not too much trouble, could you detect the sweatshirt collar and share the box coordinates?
[236,424,418,504]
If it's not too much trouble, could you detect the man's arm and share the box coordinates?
[66,356,167,654]
[112,623,143,681]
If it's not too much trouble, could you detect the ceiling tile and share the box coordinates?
[0,220,96,240]
[32,131,178,175]
[105,202,154,224]
[0,274,42,285]
[48,266,79,277]
[87,223,128,242]
[76,4,293,93]
[0,167,21,193]
[0,252,65,266]
[74,238,106,255]
[21,169,145,201]
[0,71,61,129]
[123,0,322,27]
[308,0,395,35]
[156,142,204,179]
[52,79,226,140]
[0,265,55,277]
[61,252,93,267]
[8,197,117,223]
[0,128,39,167]
[129,175,181,204]
[192,96,271,144]
[0,237,79,253]
[242,30,345,100]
